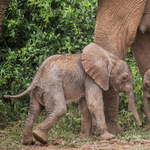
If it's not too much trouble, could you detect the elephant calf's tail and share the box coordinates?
[3,84,36,99]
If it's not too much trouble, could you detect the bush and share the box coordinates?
[0,0,97,126]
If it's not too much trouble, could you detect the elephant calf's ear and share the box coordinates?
[82,43,112,91]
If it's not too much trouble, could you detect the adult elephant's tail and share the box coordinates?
[3,83,36,99]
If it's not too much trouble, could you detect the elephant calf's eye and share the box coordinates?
[145,83,150,89]
[122,75,128,82]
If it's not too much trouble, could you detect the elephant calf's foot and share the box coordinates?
[80,133,96,139]
[22,135,34,145]
[107,122,123,135]
[98,130,115,140]
[32,128,48,144]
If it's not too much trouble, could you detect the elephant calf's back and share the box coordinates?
[34,54,86,103]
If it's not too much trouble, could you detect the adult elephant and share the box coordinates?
[0,0,149,136]
[80,0,149,138]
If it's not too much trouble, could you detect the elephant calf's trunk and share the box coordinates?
[127,92,142,127]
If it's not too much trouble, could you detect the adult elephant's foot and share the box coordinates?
[145,124,150,131]
[32,127,48,144]
[22,135,34,145]
[98,130,115,140]
[80,133,96,139]
[106,122,123,135]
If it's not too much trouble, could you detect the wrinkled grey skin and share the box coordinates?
[139,0,150,33]
[142,69,150,130]
[4,43,142,145]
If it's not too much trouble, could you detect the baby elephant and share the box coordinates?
[4,43,141,145]
[143,69,150,130]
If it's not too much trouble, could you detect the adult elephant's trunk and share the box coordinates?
[127,90,142,127]
[143,91,150,124]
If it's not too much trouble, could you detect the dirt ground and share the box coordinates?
[17,138,150,150]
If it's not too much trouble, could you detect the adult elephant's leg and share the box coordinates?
[103,90,123,135]
[131,30,150,130]
[0,0,9,32]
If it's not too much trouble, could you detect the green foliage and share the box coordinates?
[0,0,97,125]
[117,127,150,141]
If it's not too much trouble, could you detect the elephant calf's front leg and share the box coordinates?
[79,97,96,139]
[85,81,115,140]
[32,88,67,144]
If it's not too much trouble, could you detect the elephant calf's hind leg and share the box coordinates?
[32,90,67,144]
[23,92,44,145]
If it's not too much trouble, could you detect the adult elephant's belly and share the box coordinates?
[131,30,150,78]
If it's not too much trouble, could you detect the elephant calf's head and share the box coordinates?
[82,43,133,94]
[109,59,133,94]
